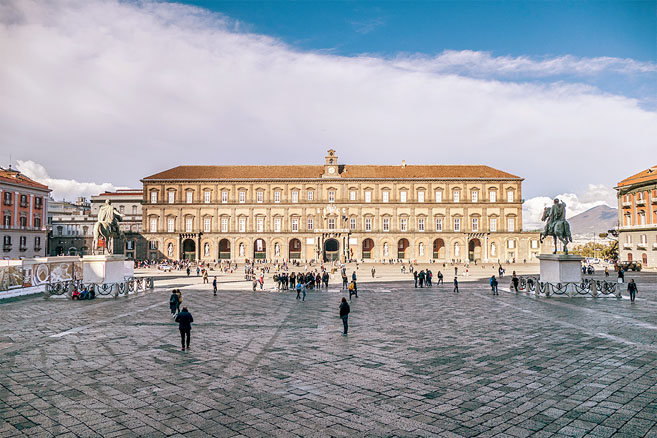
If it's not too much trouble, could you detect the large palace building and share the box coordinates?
[141,150,542,263]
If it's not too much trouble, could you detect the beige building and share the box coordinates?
[141,150,542,263]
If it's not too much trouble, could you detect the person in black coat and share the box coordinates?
[627,279,638,302]
[169,290,179,317]
[175,307,194,351]
[339,297,350,335]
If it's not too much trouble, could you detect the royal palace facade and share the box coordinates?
[141,150,543,263]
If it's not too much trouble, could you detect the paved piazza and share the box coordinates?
[1,266,657,438]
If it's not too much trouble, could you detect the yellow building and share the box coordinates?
[141,150,542,263]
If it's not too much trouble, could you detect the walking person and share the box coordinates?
[453,277,459,293]
[490,275,498,295]
[203,270,208,284]
[351,271,358,295]
[627,279,638,302]
[413,270,418,288]
[175,289,182,314]
[342,271,348,289]
[371,267,375,278]
[212,276,217,296]
[296,281,302,300]
[339,297,350,335]
[437,271,443,285]
[512,271,519,292]
[617,268,625,284]
[175,307,194,351]
[169,290,179,317]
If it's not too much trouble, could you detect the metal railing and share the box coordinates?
[45,277,154,299]
[516,276,620,298]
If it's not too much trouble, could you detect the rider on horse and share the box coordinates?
[540,198,572,254]
[93,200,124,254]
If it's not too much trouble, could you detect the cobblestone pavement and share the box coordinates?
[1,273,656,438]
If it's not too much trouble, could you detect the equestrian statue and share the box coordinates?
[92,199,125,255]
[540,198,572,254]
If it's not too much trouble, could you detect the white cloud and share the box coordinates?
[15,160,126,201]
[523,184,617,230]
[0,0,655,200]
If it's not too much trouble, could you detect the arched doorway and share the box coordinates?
[362,238,374,259]
[324,238,339,262]
[468,238,482,262]
[398,238,409,259]
[182,239,196,260]
[289,238,302,259]
[219,239,231,259]
[642,253,648,266]
[254,239,266,259]
[433,239,445,259]
[68,247,77,256]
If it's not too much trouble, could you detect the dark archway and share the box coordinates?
[289,238,302,259]
[362,238,374,259]
[324,238,339,262]
[398,238,409,259]
[182,239,196,260]
[219,239,231,259]
[254,239,266,259]
[433,238,445,259]
[468,238,482,262]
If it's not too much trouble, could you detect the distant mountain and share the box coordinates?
[568,205,618,236]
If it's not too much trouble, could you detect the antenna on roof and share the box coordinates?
[8,153,11,170]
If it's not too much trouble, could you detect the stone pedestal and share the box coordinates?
[538,254,583,284]
[82,255,127,284]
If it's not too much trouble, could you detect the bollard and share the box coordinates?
[591,280,597,298]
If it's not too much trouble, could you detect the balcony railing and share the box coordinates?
[636,199,646,206]
[637,243,647,250]
[622,243,632,249]
[19,245,27,251]
[621,201,632,207]
[35,203,43,210]
[3,199,12,206]
[19,202,28,208]
[2,244,11,251]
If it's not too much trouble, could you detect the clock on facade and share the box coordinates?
[328,167,335,174]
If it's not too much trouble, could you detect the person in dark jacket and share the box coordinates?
[413,270,418,288]
[212,277,218,296]
[627,279,638,302]
[511,271,519,292]
[453,277,459,293]
[169,290,179,317]
[175,307,194,351]
[490,275,498,295]
[339,297,350,335]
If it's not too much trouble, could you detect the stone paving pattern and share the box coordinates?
[1,271,657,437]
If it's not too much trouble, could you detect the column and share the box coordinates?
[484,234,489,263]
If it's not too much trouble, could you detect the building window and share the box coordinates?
[292,218,299,232]
[35,197,42,209]
[307,190,314,201]
[489,191,497,202]
[20,235,26,248]
[239,218,246,233]
[418,191,424,203]
[365,191,372,203]
[184,191,192,204]
[365,218,372,231]
[132,205,137,215]
[418,218,425,232]
[149,218,157,232]
[256,217,264,232]
[34,236,41,248]
[508,240,516,249]
[34,216,41,228]
[400,218,408,232]
[119,205,125,214]
[167,191,175,204]
[126,240,134,250]
[273,218,281,232]
[3,212,10,227]
[490,218,497,232]
[453,191,460,203]
[626,234,631,244]
[640,234,647,244]
[435,191,442,202]
[350,191,356,201]
[19,216,27,228]
[531,240,538,249]
[328,218,336,230]
[307,218,314,230]
[400,191,407,203]
[203,217,211,233]
[221,217,228,232]
[292,191,299,203]
[3,236,10,246]
[471,191,478,202]
[204,191,211,203]
[328,191,335,203]
[222,191,228,203]
[350,218,356,230]
[507,218,515,232]
[454,218,461,232]
[167,218,174,233]
[507,191,514,202]
[274,191,281,203]
[382,191,389,203]
[239,191,245,203]
[150,191,158,203]
[383,218,390,232]
[472,218,479,232]
[185,218,193,232]
[256,191,263,203]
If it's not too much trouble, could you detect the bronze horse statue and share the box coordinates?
[539,203,572,254]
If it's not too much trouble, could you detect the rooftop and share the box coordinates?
[0,167,49,191]
[617,165,657,188]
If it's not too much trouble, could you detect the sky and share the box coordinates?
[1,0,656,228]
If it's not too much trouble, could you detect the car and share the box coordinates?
[158,264,173,272]
[618,261,642,272]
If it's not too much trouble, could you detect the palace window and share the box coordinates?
[167,217,174,233]
[365,218,372,231]
[256,217,264,232]
[435,190,442,202]
[19,216,27,228]
[150,191,158,203]
[20,236,26,248]
[350,218,356,230]
[472,218,479,232]
[400,218,408,232]
[418,191,425,203]
[507,191,514,202]
[149,241,158,250]
[490,218,497,232]
[3,212,10,227]
[204,191,211,204]
[34,236,41,248]
[454,218,461,232]
[382,191,389,203]
[640,234,647,244]
[34,216,41,228]
[418,218,425,232]
[291,218,299,232]
[328,191,335,203]
[168,191,175,204]
[256,191,264,203]
[350,191,356,201]
[220,218,227,233]
[274,191,281,203]
[508,240,516,249]
[126,240,134,250]
[149,218,157,232]
[292,191,299,203]
[186,191,193,204]
[274,218,281,232]
[119,205,125,214]
[185,218,193,232]
[328,218,336,230]
[507,218,515,232]
[365,191,372,203]
[489,191,497,202]
[238,218,246,233]
[400,191,407,203]
[307,190,314,201]
[453,191,460,203]
[204,218,211,233]
[307,218,314,230]
[239,191,245,203]
[3,236,10,246]
[531,240,539,249]
[132,205,137,214]
[383,218,390,232]
[471,191,478,202]
[221,191,228,203]
[626,234,631,244]
[435,218,443,232]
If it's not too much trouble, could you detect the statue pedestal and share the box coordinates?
[82,255,128,284]
[538,254,583,295]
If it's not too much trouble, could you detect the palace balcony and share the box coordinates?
[636,199,646,206]
[622,243,632,249]
[2,244,11,251]
[621,201,632,208]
